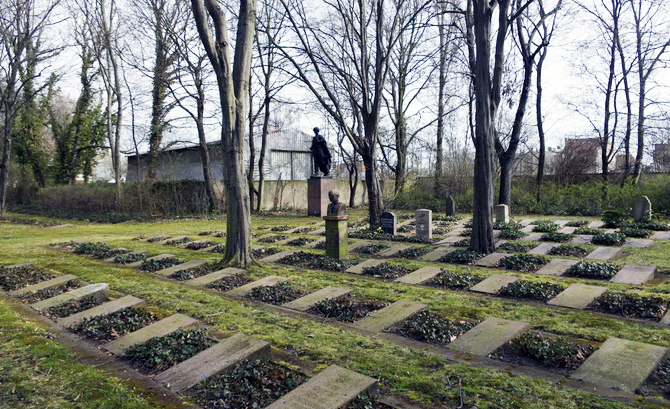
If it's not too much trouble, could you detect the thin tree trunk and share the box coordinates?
[535,50,546,202]
[0,111,12,217]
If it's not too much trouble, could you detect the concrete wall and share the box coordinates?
[249,179,371,211]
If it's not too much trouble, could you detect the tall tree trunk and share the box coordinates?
[361,149,384,229]
[394,119,407,194]
[0,110,12,217]
[535,50,546,203]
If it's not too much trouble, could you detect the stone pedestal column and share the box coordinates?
[308,177,335,217]
[324,215,349,260]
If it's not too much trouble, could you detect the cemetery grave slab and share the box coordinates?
[558,226,577,234]
[345,259,386,274]
[554,220,570,227]
[59,295,144,327]
[127,254,175,268]
[610,265,657,285]
[570,337,668,393]
[528,243,559,255]
[547,284,608,309]
[470,275,520,294]
[157,236,189,246]
[103,313,198,356]
[651,232,670,240]
[308,228,326,235]
[154,260,208,277]
[519,219,536,226]
[419,247,455,261]
[346,241,372,252]
[395,266,442,285]
[474,252,508,267]
[186,267,246,286]
[448,317,530,356]
[225,276,289,297]
[283,287,351,311]
[9,274,79,297]
[261,250,296,263]
[3,261,36,269]
[438,236,465,245]
[31,283,109,310]
[520,225,535,233]
[264,364,376,409]
[353,300,427,333]
[622,239,654,248]
[445,228,465,237]
[570,235,593,244]
[588,221,605,228]
[586,247,623,261]
[376,244,410,257]
[154,332,270,393]
[304,238,326,249]
[520,233,544,241]
[536,259,579,276]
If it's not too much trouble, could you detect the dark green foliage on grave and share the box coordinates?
[629,221,670,231]
[532,222,560,233]
[501,332,595,370]
[313,241,327,250]
[171,265,211,281]
[307,298,387,322]
[589,293,668,320]
[494,221,523,230]
[126,329,215,373]
[425,270,482,290]
[165,237,190,246]
[361,263,411,279]
[277,251,351,271]
[286,238,316,247]
[207,274,253,292]
[602,210,628,228]
[139,258,183,272]
[198,231,214,236]
[452,239,470,248]
[210,244,227,254]
[20,281,79,303]
[433,215,461,222]
[293,227,316,234]
[112,253,146,264]
[0,265,53,291]
[646,359,670,388]
[463,219,473,228]
[146,236,169,243]
[497,229,526,240]
[74,242,112,255]
[270,225,292,232]
[354,244,391,255]
[192,359,307,409]
[564,261,619,279]
[540,232,574,243]
[44,296,104,319]
[388,310,477,348]
[566,220,589,227]
[547,245,589,258]
[498,254,548,272]
[439,249,484,264]
[349,229,425,243]
[617,227,652,238]
[71,307,157,341]
[433,228,447,235]
[344,391,394,409]
[461,228,472,236]
[395,246,431,259]
[497,242,532,253]
[251,247,279,258]
[498,280,566,302]
[186,241,217,250]
[0,216,62,227]
[591,232,627,246]
[258,235,288,243]
[574,227,602,235]
[245,282,307,305]
[397,224,413,233]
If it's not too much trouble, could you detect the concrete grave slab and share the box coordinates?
[252,245,265,251]
[519,219,536,226]
[660,310,670,326]
[570,235,593,244]
[225,275,289,297]
[586,247,623,261]
[570,337,668,393]
[265,365,376,409]
[474,252,509,268]
[308,227,326,235]
[353,300,427,333]
[155,333,270,393]
[520,225,535,233]
[589,221,605,229]
[449,317,530,356]
[260,250,295,263]
[127,254,175,268]
[283,287,351,311]
[470,275,520,294]
[651,232,670,240]
[304,238,326,249]
[31,283,109,310]
[155,260,208,277]
[3,261,36,270]
[376,244,410,257]
[178,239,214,249]
[103,314,198,356]
[536,259,579,276]
[419,247,455,262]
[623,239,653,248]
[347,241,372,252]
[437,236,466,245]
[10,274,80,297]
[395,266,442,285]
[558,226,577,234]
[554,220,570,227]
[519,233,543,241]
[528,243,559,255]
[59,295,144,327]
[445,228,465,237]
[186,267,246,286]
[157,236,188,246]
[345,259,386,274]
[610,265,657,285]
[105,250,147,263]
[548,284,608,309]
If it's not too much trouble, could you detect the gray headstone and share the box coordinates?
[585,247,623,261]
[622,238,653,248]
[395,266,442,285]
[633,195,652,222]
[495,204,510,224]
[283,287,351,312]
[30,283,109,310]
[225,276,289,297]
[528,243,559,255]
[380,212,397,235]
[449,317,529,356]
[415,209,433,241]
[418,247,455,262]
[59,295,144,327]
[345,259,386,274]
[474,253,509,268]
[470,275,519,294]
[610,265,657,285]
[446,196,456,216]
[353,300,427,332]
[547,284,608,309]
[536,259,579,276]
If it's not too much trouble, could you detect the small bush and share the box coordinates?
[270,225,292,232]
[591,232,627,246]
[207,274,252,291]
[112,253,146,264]
[497,242,532,253]
[395,247,431,259]
[74,242,112,255]
[564,261,619,279]
[547,245,589,258]
[498,254,548,272]
[617,227,652,238]
[361,263,411,279]
[165,237,190,246]
[245,282,307,305]
[497,228,526,240]
[278,251,351,271]
[185,241,217,250]
[349,229,425,243]
[44,296,104,319]
[388,311,477,347]
[258,235,288,243]
[452,239,470,248]
[494,221,523,230]
[574,227,602,235]
[171,265,211,281]
[532,221,560,233]
[139,257,183,272]
[439,249,484,264]
[307,298,387,322]
[498,280,566,301]
[424,270,481,290]
[629,221,669,231]
[566,220,589,227]
[126,329,215,373]
[502,332,595,370]
[602,209,628,228]
[353,244,390,255]
[71,308,157,341]
[286,238,316,247]
[589,293,667,320]
[0,266,53,291]
[540,232,574,243]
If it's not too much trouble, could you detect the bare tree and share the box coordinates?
[190,0,256,266]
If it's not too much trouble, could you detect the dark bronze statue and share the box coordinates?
[310,127,331,177]
[327,190,347,216]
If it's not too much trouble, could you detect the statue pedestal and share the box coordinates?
[308,177,335,217]
[324,215,349,260]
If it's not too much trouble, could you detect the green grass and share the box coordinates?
[2,211,669,408]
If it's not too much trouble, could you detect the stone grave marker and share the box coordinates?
[186,267,246,286]
[419,247,455,262]
[446,196,456,216]
[3,261,35,269]
[445,227,465,237]
[570,235,593,245]
[283,287,351,312]
[495,204,510,224]
[438,236,465,245]
[376,244,409,257]
[554,220,570,227]
[610,265,657,285]
[324,214,349,260]
[345,259,386,274]
[547,284,608,309]
[31,283,109,310]
[415,209,433,241]
[528,243,559,255]
[623,238,653,248]
[651,232,670,240]
[354,300,426,333]
[380,212,396,235]
[103,314,198,356]
[519,233,543,241]
[10,274,80,297]
[520,225,535,233]
[536,259,579,276]
[265,365,376,409]
[588,221,605,229]
[449,317,529,356]
[570,337,668,393]
[261,250,295,263]
[127,254,175,268]
[59,295,144,327]
[226,276,289,297]
[155,259,208,277]
[474,253,508,268]
[470,275,519,294]
[633,195,652,222]
[585,247,623,261]
[558,226,577,234]
[519,219,535,226]
[395,266,442,285]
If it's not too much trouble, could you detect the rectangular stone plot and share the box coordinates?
[520,225,535,233]
[155,260,208,277]
[519,233,543,241]
[586,247,622,261]
[474,253,508,268]
[3,261,36,269]
[570,337,668,393]
[419,247,455,262]
[225,276,289,297]
[376,244,410,258]
[10,274,80,297]
[103,314,198,356]
[470,275,519,295]
[570,235,593,244]
[395,266,442,285]
[260,250,295,263]
[558,226,577,234]
[554,220,570,227]
[154,333,270,393]
[283,287,351,312]
[536,259,579,276]
[304,239,326,249]
[59,295,144,327]
[127,254,175,268]
[519,219,535,226]
[588,221,604,229]
[353,300,426,333]
[445,228,465,237]
[186,268,246,286]
[345,259,386,274]
[265,365,376,409]
[610,265,657,285]
[528,243,559,255]
[547,284,607,309]
[448,317,529,356]
[31,283,109,310]
[157,236,189,245]
[623,239,654,248]
[651,232,670,240]
[308,228,326,236]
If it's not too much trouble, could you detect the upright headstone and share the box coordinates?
[445,196,456,216]
[415,209,433,241]
[380,212,396,235]
[495,204,510,224]
[633,195,652,222]
[324,190,349,259]
[307,177,335,217]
